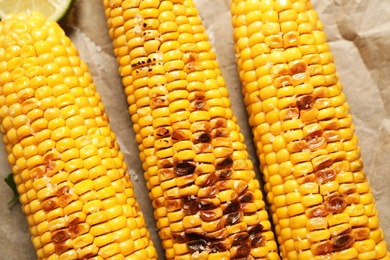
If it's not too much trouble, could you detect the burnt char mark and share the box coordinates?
[191,100,206,110]
[194,132,212,143]
[211,128,230,138]
[216,157,233,170]
[155,127,171,138]
[231,232,249,246]
[216,168,233,179]
[68,217,80,226]
[202,172,219,187]
[223,199,240,214]
[174,161,196,176]
[197,198,219,211]
[199,186,218,198]
[248,224,264,235]
[182,195,197,212]
[232,243,251,259]
[187,239,207,252]
[251,234,266,248]
[165,199,183,212]
[159,158,174,168]
[172,232,187,243]
[209,240,229,253]
[239,192,254,203]
[205,229,228,240]
[185,228,206,240]
[172,130,190,141]
[332,233,355,251]
[225,212,243,225]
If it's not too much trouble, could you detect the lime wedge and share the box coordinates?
[0,0,75,22]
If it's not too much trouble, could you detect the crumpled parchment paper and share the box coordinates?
[0,1,388,259]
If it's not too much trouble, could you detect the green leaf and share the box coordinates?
[4,173,18,206]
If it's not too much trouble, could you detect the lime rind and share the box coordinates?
[0,0,75,22]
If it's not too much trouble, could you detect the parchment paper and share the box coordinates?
[0,1,389,259]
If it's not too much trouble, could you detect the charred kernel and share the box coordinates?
[231,232,249,246]
[290,61,307,74]
[185,229,206,240]
[56,185,70,196]
[248,224,264,235]
[197,198,218,210]
[194,132,212,143]
[205,229,227,240]
[58,193,73,207]
[238,192,254,203]
[191,100,206,110]
[199,209,220,221]
[172,130,191,141]
[223,199,240,214]
[216,168,233,179]
[42,198,57,212]
[182,195,197,211]
[156,127,170,137]
[165,199,183,212]
[187,239,207,252]
[209,241,229,253]
[202,172,219,187]
[332,233,355,250]
[198,186,218,197]
[68,224,84,238]
[312,240,334,255]
[160,158,174,168]
[174,161,196,176]
[297,94,315,110]
[211,128,230,138]
[225,211,243,225]
[251,234,266,247]
[150,96,169,109]
[51,229,70,243]
[216,157,233,170]
[315,167,337,184]
[172,232,187,243]
[307,205,328,218]
[324,196,347,213]
[233,243,251,258]
[55,241,68,255]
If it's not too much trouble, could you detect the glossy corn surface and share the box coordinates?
[231,0,390,259]
[104,0,279,259]
[0,11,157,260]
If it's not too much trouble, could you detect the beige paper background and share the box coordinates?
[0,0,389,259]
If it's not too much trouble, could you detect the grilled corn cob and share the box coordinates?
[0,11,157,260]
[230,0,390,259]
[103,0,280,259]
